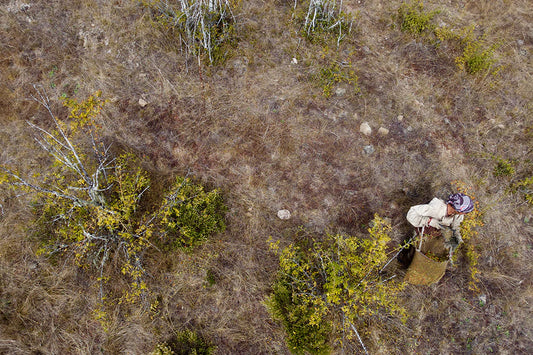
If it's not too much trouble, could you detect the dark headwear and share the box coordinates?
[447,193,474,213]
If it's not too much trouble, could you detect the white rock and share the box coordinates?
[363,145,375,154]
[378,127,389,135]
[277,209,291,220]
[397,114,404,121]
[335,87,347,96]
[291,57,298,64]
[479,294,487,305]
[139,98,148,107]
[360,122,372,136]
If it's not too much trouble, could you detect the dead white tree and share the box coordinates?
[298,0,353,45]
[0,86,151,305]
[149,0,235,63]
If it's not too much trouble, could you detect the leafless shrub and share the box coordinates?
[141,0,237,64]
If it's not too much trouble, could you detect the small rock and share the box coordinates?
[360,122,372,136]
[406,126,413,132]
[335,87,347,96]
[232,59,247,74]
[291,57,298,64]
[29,261,38,270]
[139,98,148,107]
[363,145,375,155]
[479,294,487,306]
[397,114,404,122]
[353,113,359,120]
[378,127,389,135]
[517,39,524,46]
[277,209,291,220]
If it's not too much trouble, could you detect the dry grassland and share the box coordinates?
[1,0,532,353]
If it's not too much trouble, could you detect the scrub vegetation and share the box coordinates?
[0,0,531,354]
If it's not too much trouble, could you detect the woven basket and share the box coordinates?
[404,250,448,285]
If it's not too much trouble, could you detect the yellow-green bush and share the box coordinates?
[396,0,439,36]
[454,31,500,75]
[315,61,360,98]
[160,177,226,251]
[1,91,227,322]
[396,3,501,75]
[453,182,483,292]
[266,216,406,354]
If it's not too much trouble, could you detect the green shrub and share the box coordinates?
[315,61,360,98]
[511,177,533,205]
[395,2,501,75]
[161,177,226,251]
[396,0,439,36]
[0,90,228,328]
[266,276,331,355]
[153,329,216,355]
[455,33,500,74]
[267,216,406,354]
[152,343,174,355]
[493,157,515,178]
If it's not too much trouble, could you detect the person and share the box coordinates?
[407,193,475,251]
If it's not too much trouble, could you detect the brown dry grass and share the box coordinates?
[1,0,532,353]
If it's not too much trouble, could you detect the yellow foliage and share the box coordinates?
[61,91,106,135]
[453,181,483,292]
[267,215,406,353]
